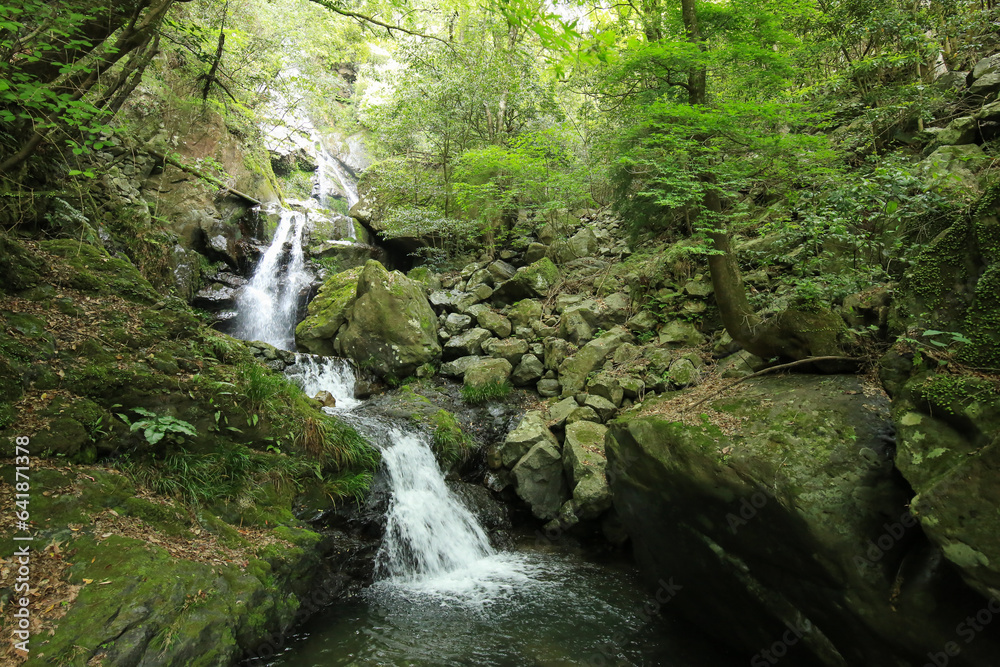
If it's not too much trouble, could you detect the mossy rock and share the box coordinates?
[0,231,44,293]
[38,239,158,304]
[604,374,984,665]
[492,257,561,303]
[338,260,441,380]
[295,265,363,355]
[892,371,1000,600]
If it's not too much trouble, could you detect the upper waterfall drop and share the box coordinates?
[232,208,310,350]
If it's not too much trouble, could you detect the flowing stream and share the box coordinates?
[233,211,733,666]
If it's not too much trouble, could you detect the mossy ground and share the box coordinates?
[0,233,377,665]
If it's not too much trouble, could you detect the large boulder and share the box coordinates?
[463,357,512,387]
[558,327,633,396]
[513,441,569,520]
[492,258,561,303]
[295,266,363,355]
[889,370,1000,601]
[607,374,1000,665]
[337,260,441,379]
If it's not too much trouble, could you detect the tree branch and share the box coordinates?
[307,0,451,46]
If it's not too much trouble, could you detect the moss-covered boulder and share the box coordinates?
[295,266,363,355]
[607,375,1000,665]
[337,260,441,380]
[563,421,611,518]
[558,327,633,396]
[492,257,561,303]
[889,371,1000,601]
[512,441,568,520]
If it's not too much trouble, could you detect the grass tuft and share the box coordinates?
[461,380,512,404]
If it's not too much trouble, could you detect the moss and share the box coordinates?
[957,264,1000,368]
[0,231,45,293]
[905,218,973,311]
[38,239,159,304]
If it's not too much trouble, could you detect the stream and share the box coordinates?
[231,150,735,667]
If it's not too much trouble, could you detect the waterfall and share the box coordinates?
[376,428,495,581]
[232,208,310,350]
[286,354,362,411]
[314,138,359,240]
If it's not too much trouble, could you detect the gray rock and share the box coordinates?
[566,406,601,425]
[511,354,544,386]
[508,299,542,328]
[587,372,624,407]
[443,328,492,359]
[445,313,473,334]
[543,337,576,371]
[626,310,659,333]
[563,421,612,518]
[513,442,569,520]
[718,349,766,378]
[477,310,512,338]
[684,278,714,297]
[557,327,633,396]
[582,394,618,422]
[440,355,484,378]
[668,358,701,387]
[536,378,561,397]
[524,243,548,264]
[464,357,512,387]
[483,337,529,365]
[487,260,517,282]
[658,320,705,347]
[547,397,579,428]
[501,411,558,468]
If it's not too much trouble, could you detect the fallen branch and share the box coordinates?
[684,356,861,412]
[148,149,261,206]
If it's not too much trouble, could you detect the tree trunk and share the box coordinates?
[678,0,847,362]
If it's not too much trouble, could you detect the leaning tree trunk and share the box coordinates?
[680,0,849,362]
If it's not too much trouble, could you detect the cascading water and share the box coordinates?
[232,208,310,350]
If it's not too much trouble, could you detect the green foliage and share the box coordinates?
[461,380,512,404]
[114,444,321,505]
[117,408,197,446]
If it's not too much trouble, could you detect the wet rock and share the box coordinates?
[295,266,363,356]
[313,391,337,408]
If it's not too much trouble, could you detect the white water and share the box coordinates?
[233,208,310,350]
[286,354,362,411]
